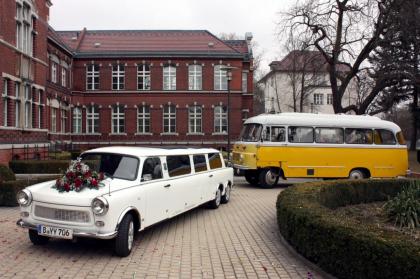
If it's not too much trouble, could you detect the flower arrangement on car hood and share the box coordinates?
[53,159,105,192]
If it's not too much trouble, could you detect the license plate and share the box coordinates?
[37,225,73,239]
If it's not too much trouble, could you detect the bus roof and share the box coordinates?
[244,113,402,132]
[82,146,220,158]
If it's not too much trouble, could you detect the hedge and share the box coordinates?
[276,179,420,279]
[0,175,59,206]
[0,165,16,182]
[9,160,69,174]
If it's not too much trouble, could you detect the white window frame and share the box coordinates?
[327,94,333,105]
[163,66,176,90]
[112,64,125,90]
[86,106,99,134]
[137,64,151,91]
[72,107,82,134]
[188,65,202,90]
[214,65,227,91]
[60,108,67,133]
[61,68,66,87]
[314,93,324,105]
[111,105,125,134]
[86,64,99,90]
[51,108,57,133]
[15,82,20,128]
[214,105,227,133]
[2,80,8,127]
[188,105,202,134]
[242,72,248,93]
[51,63,57,83]
[163,105,176,133]
[24,85,31,128]
[137,105,151,134]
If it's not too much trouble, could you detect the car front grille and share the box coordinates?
[34,205,90,223]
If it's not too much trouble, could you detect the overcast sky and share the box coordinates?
[49,0,296,75]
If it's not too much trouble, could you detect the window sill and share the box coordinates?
[212,132,228,136]
[160,133,179,136]
[135,132,153,136]
[0,126,21,131]
[84,133,102,136]
[110,133,127,136]
[186,133,205,136]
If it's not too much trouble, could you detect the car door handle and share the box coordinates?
[164,184,171,188]
[209,174,213,178]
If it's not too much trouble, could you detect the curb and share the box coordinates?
[277,231,337,279]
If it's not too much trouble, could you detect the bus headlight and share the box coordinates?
[17,189,32,207]
[91,197,109,216]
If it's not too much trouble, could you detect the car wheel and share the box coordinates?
[28,229,49,245]
[244,170,258,185]
[258,169,279,188]
[208,188,222,209]
[221,185,231,204]
[115,214,135,257]
[348,169,365,179]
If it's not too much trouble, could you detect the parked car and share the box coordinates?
[16,147,233,256]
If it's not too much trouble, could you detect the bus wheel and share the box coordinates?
[244,171,258,185]
[348,169,365,179]
[259,169,279,188]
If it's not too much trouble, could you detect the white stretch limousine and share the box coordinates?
[16,147,233,256]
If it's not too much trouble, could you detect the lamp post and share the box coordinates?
[220,66,237,163]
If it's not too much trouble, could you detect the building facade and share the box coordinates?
[0,0,254,164]
[258,50,356,114]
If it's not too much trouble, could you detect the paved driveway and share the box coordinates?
[0,177,323,279]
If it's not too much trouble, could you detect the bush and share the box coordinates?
[9,160,69,174]
[70,150,81,160]
[49,151,71,160]
[0,175,59,206]
[277,179,420,279]
[0,165,16,182]
[384,180,420,229]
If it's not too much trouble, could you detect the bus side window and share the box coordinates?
[345,128,373,144]
[262,126,271,141]
[288,127,313,143]
[271,127,285,142]
[374,129,396,145]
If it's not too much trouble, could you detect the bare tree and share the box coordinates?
[280,0,400,114]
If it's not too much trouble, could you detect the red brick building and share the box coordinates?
[0,0,254,164]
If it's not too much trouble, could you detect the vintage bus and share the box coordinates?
[232,113,408,188]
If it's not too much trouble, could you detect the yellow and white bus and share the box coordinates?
[232,113,408,188]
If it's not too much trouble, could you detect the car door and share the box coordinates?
[141,157,170,227]
[192,154,210,205]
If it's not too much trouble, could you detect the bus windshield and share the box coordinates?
[240,124,263,142]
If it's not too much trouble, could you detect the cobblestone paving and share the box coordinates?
[0,178,324,279]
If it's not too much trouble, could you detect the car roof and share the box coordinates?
[244,113,401,133]
[82,146,221,157]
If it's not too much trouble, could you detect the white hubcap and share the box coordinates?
[265,170,277,185]
[225,186,230,200]
[216,190,221,206]
[349,171,363,179]
[128,221,134,251]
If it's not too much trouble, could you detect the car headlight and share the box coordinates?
[16,189,32,207]
[91,197,109,216]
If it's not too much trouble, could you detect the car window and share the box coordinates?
[193,154,208,173]
[374,129,396,145]
[345,128,373,144]
[315,128,344,144]
[141,157,163,181]
[166,155,191,177]
[208,153,223,169]
[271,126,286,142]
[288,127,314,143]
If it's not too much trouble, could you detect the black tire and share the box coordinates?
[244,170,258,185]
[348,169,365,179]
[258,169,279,188]
[208,188,222,209]
[114,214,135,257]
[28,229,49,245]
[221,185,231,204]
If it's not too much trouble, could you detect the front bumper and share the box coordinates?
[233,164,254,170]
[16,219,117,240]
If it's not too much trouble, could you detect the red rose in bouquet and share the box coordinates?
[74,178,83,189]
[63,183,70,192]
[91,178,98,188]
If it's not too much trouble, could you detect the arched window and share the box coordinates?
[214,105,227,133]
[163,66,176,90]
[72,107,82,133]
[214,65,227,90]
[163,105,176,133]
[111,105,125,134]
[86,105,99,134]
[137,64,151,90]
[112,64,125,90]
[188,65,202,90]
[188,105,202,134]
[137,105,151,133]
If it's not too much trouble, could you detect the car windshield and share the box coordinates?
[240,124,262,142]
[80,153,139,181]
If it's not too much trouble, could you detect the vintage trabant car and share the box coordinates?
[16,147,233,256]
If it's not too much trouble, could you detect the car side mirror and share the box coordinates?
[141,174,152,182]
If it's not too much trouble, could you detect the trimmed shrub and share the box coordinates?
[0,175,59,206]
[277,179,420,279]
[49,151,71,160]
[9,160,69,174]
[70,150,81,160]
[0,165,16,182]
